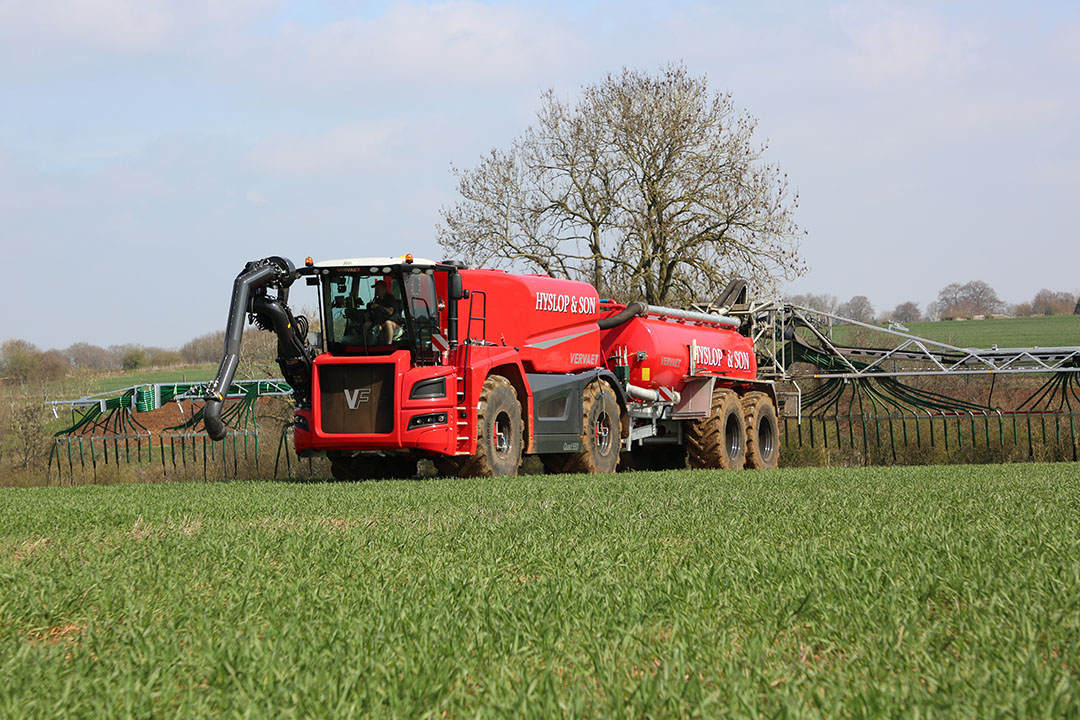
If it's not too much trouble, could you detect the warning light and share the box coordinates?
[405,253,414,263]
[304,256,314,267]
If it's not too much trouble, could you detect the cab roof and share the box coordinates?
[312,256,440,270]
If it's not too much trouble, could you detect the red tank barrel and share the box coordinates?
[598,302,756,392]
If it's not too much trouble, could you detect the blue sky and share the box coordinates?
[2,0,1078,349]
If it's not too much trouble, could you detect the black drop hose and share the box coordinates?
[597,301,647,329]
[204,261,291,441]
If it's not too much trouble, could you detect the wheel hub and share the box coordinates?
[494,412,512,455]
[725,414,743,459]
[594,411,612,454]
[758,417,775,457]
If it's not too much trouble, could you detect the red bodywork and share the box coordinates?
[294,269,604,458]
[292,268,760,460]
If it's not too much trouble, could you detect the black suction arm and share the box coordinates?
[204,257,302,441]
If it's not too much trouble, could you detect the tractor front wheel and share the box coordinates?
[457,375,523,477]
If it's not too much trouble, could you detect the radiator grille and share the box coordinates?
[319,364,395,434]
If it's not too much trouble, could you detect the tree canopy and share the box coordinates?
[889,301,922,324]
[935,281,1004,319]
[438,65,805,306]
[837,295,875,324]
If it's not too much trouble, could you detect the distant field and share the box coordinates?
[90,363,218,394]
[831,315,1080,349]
[3,464,1078,717]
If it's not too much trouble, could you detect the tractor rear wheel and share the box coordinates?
[685,389,746,470]
[741,392,780,469]
[457,375,523,477]
[543,381,620,474]
[329,455,418,481]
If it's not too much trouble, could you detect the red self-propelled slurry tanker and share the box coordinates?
[203,255,779,479]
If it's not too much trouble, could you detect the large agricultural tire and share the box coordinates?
[329,455,418,481]
[456,375,523,477]
[685,388,746,470]
[741,391,780,469]
[542,381,621,475]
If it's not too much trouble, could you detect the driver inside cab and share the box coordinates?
[350,278,403,344]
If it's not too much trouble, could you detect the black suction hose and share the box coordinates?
[204,260,292,441]
[597,301,647,329]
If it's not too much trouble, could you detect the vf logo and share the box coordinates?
[344,388,372,409]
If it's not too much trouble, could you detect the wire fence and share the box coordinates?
[781,410,1080,466]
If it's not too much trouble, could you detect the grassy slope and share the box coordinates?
[831,315,1080,349]
[91,363,218,394]
[3,465,1079,718]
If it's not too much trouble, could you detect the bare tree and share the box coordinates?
[1,339,40,383]
[64,342,117,371]
[837,295,875,323]
[0,339,68,384]
[182,332,227,364]
[936,281,1003,319]
[4,399,51,469]
[891,301,922,323]
[1030,289,1077,316]
[786,293,839,313]
[439,64,805,305]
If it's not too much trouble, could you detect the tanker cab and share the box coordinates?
[316,258,456,366]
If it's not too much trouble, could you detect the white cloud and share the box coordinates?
[0,0,277,55]
[258,1,584,93]
[250,121,406,176]
[829,1,983,86]
[0,0,175,52]
[1049,14,1080,66]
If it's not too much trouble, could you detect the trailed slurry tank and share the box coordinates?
[598,302,757,392]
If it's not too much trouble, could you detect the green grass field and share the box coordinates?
[831,315,1080,349]
[91,363,218,394]
[3,465,1079,717]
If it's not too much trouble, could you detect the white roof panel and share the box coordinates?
[312,256,440,269]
